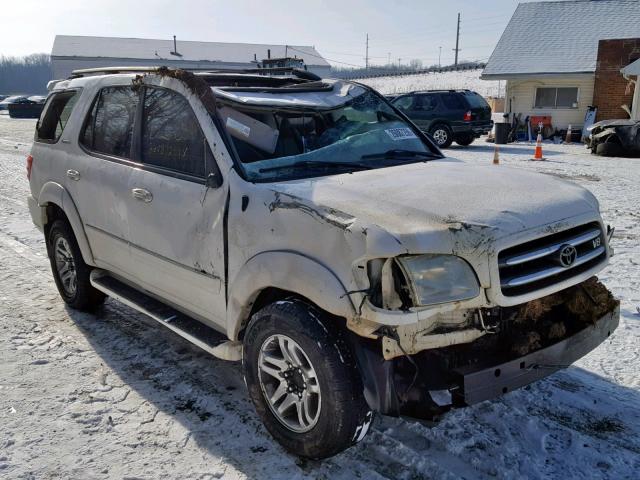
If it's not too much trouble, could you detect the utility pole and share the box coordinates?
[453,12,461,66]
[439,46,442,67]
[388,52,391,65]
[285,44,288,57]
[365,33,369,70]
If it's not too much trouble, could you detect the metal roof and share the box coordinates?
[482,0,640,78]
[51,35,330,68]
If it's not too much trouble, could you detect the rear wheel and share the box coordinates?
[243,299,373,458]
[47,219,105,311]
[429,123,453,148]
[455,134,475,146]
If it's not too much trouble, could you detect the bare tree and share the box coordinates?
[0,54,52,94]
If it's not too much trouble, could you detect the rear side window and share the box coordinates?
[81,86,138,158]
[441,93,466,110]
[141,87,206,177]
[36,90,81,142]
[463,92,489,109]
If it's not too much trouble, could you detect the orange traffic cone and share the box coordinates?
[564,124,573,144]
[531,133,546,161]
[493,145,500,164]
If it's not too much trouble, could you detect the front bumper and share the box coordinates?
[451,305,619,406]
[353,304,619,420]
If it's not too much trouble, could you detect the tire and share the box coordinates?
[595,141,623,157]
[455,134,475,146]
[243,299,373,459]
[429,123,453,148]
[46,219,105,311]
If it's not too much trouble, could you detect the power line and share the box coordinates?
[288,46,365,68]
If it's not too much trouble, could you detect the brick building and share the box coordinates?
[593,38,640,121]
[482,0,640,130]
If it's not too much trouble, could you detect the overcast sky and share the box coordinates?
[2,0,539,67]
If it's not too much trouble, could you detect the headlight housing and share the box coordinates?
[397,254,480,306]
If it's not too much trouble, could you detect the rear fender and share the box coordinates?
[37,181,95,265]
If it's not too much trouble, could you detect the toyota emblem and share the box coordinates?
[558,244,578,268]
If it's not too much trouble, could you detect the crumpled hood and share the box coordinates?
[268,160,600,254]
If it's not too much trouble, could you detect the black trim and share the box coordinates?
[222,188,231,304]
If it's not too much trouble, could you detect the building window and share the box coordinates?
[534,87,579,109]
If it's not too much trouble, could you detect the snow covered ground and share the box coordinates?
[355,68,502,97]
[1,114,639,479]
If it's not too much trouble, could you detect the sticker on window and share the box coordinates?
[226,117,251,138]
[385,127,417,141]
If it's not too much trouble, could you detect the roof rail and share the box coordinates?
[69,65,321,81]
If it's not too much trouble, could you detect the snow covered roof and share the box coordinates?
[622,58,640,76]
[482,0,640,78]
[51,35,330,68]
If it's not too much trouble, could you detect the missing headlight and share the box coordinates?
[367,258,413,310]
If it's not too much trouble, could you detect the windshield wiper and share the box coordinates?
[361,149,441,161]
[259,160,374,174]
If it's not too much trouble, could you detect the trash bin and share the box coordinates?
[495,122,510,144]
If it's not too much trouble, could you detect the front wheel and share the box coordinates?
[243,299,373,458]
[429,123,453,148]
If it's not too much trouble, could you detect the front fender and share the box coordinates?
[227,251,356,339]
[37,181,95,266]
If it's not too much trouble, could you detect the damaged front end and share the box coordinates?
[351,277,619,421]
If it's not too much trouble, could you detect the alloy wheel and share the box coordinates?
[54,236,77,296]
[258,334,321,433]
[432,128,448,145]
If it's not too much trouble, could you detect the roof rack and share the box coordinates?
[69,65,321,81]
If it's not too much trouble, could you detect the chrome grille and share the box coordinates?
[498,222,606,296]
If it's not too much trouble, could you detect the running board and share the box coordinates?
[89,270,242,361]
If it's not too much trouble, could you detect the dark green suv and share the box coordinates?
[391,89,493,148]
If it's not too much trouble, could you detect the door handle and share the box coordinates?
[66,169,80,181]
[131,188,153,203]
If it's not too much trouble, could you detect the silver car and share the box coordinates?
[28,66,619,458]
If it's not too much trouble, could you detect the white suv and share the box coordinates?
[27,67,619,458]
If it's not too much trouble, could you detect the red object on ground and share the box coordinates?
[530,115,552,127]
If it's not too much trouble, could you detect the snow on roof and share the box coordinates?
[51,35,330,68]
[482,0,640,78]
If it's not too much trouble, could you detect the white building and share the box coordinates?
[51,35,332,79]
[482,0,640,129]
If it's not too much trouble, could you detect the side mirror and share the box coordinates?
[206,172,223,189]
